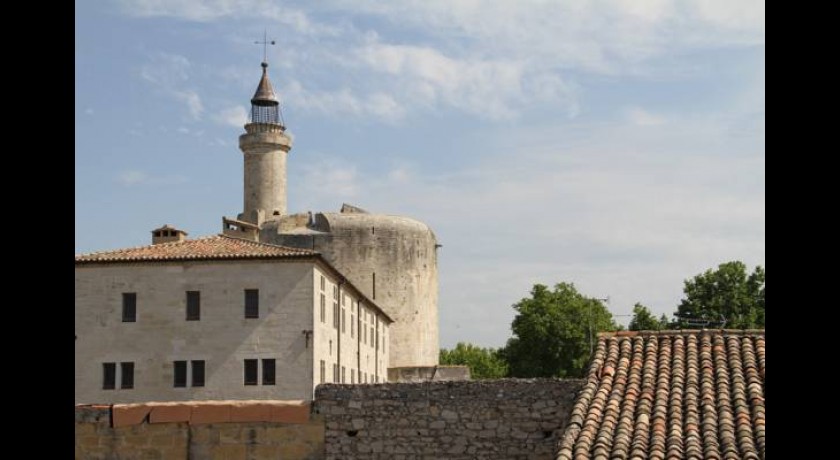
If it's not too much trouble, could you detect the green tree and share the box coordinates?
[439,342,508,379]
[675,261,765,329]
[501,283,618,378]
[629,303,669,331]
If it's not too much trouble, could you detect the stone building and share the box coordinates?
[75,233,391,404]
[75,59,438,403]
[223,61,440,369]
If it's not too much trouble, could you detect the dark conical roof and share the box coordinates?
[251,62,278,106]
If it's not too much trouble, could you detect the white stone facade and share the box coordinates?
[74,258,389,404]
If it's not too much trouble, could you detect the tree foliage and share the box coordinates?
[629,303,670,331]
[675,261,765,329]
[502,283,618,378]
[439,342,508,379]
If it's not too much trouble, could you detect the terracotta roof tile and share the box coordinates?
[75,235,316,264]
[557,330,765,460]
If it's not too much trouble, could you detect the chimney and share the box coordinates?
[151,224,188,245]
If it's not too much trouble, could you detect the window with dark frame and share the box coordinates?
[186,291,200,321]
[102,363,116,390]
[320,294,326,323]
[192,360,205,387]
[244,359,258,385]
[262,359,276,385]
[122,293,136,322]
[120,362,134,389]
[174,361,187,388]
[320,360,325,383]
[244,289,259,318]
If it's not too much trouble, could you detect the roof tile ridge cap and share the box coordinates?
[76,234,222,259]
[217,234,318,254]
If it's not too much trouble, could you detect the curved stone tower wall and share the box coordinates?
[263,211,439,368]
[239,128,291,220]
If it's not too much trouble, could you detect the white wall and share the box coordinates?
[75,260,315,404]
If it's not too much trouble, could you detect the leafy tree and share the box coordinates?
[439,342,508,379]
[501,283,618,378]
[629,303,669,331]
[675,261,765,329]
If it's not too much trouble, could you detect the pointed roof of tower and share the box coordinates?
[251,62,278,106]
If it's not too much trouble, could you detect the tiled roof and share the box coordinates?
[556,330,765,460]
[75,235,315,263]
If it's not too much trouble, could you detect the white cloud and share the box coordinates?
[175,90,204,119]
[626,107,667,126]
[116,170,189,187]
[118,0,339,35]
[140,53,204,120]
[282,81,406,122]
[214,105,248,128]
[117,170,149,186]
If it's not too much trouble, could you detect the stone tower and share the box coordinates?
[225,61,439,370]
[238,61,292,225]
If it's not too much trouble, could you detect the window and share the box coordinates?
[122,293,136,322]
[320,294,326,323]
[244,359,258,385]
[102,363,116,390]
[120,362,134,389]
[262,359,276,385]
[245,289,259,318]
[341,366,346,383]
[342,310,346,333]
[333,302,339,329]
[320,276,325,291]
[351,369,355,384]
[186,291,200,321]
[174,361,187,388]
[351,314,355,338]
[320,360,325,384]
[192,361,205,387]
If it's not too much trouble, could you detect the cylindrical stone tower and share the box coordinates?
[239,62,292,224]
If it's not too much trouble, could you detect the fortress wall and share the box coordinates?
[314,379,583,460]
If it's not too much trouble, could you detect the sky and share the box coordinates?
[75,0,765,349]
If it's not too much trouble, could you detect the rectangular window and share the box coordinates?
[262,359,276,385]
[351,369,355,384]
[244,289,259,318]
[186,291,200,321]
[102,363,116,390]
[320,294,326,323]
[192,360,205,387]
[341,366,346,383]
[320,360,325,384]
[351,314,355,338]
[122,293,136,322]
[321,276,325,291]
[371,328,374,347]
[342,310,346,333]
[333,364,338,383]
[174,361,187,388]
[244,359,258,385]
[120,362,134,389]
[333,302,339,329]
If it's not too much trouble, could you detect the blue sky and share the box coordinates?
[75,0,765,348]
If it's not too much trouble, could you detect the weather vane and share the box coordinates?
[255,30,276,63]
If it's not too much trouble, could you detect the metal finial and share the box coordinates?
[254,29,276,64]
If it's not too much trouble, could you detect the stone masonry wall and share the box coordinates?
[74,380,583,460]
[314,379,584,460]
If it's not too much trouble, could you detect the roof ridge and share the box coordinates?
[215,234,317,254]
[597,329,765,339]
